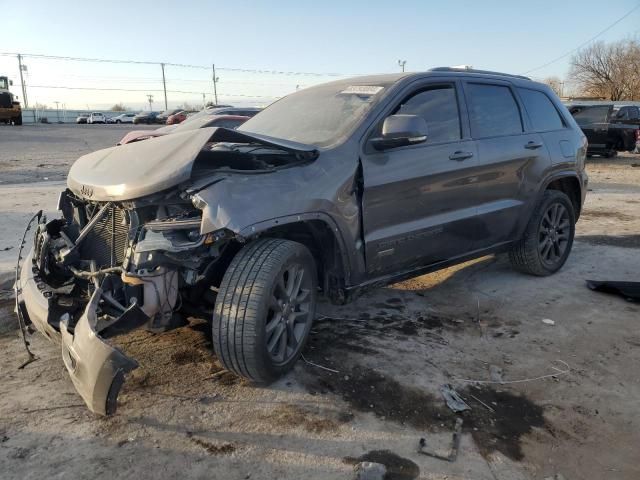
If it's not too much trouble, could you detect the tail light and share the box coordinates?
[635,129,640,141]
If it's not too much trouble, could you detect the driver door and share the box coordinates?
[361,81,479,275]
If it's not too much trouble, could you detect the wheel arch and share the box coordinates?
[239,214,351,303]
[541,173,583,220]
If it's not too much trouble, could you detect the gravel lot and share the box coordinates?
[1,125,639,480]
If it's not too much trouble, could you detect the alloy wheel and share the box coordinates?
[538,202,570,267]
[265,263,312,365]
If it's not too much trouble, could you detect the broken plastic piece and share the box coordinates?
[586,280,640,302]
[440,384,470,412]
[59,287,138,415]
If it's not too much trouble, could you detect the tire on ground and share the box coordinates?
[509,189,576,276]
[213,238,317,382]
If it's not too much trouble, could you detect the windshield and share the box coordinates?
[570,105,611,126]
[238,82,389,147]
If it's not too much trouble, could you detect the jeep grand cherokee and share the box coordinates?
[16,67,588,415]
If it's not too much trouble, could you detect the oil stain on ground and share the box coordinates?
[344,450,420,480]
[302,364,547,461]
[577,234,640,249]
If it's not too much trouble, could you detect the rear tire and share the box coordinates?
[213,238,317,382]
[509,190,575,276]
[13,116,22,126]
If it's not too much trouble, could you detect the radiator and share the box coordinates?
[80,205,129,268]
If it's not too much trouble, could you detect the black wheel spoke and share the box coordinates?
[266,261,314,366]
[267,322,285,355]
[538,201,571,267]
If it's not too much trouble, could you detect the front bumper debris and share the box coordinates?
[60,287,139,416]
[17,248,141,416]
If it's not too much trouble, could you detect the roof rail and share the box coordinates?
[429,67,531,81]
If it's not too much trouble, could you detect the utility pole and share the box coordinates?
[17,54,29,108]
[398,59,407,72]
[147,94,154,111]
[212,64,219,105]
[160,63,168,110]
[202,92,205,108]
[54,101,60,123]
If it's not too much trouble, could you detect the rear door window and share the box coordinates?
[517,88,565,131]
[394,84,461,144]
[466,83,523,138]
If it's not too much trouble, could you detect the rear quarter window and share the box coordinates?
[518,88,565,131]
[466,83,523,138]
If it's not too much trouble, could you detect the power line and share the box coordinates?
[522,3,640,75]
[24,84,277,98]
[0,51,358,77]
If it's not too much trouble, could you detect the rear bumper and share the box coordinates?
[17,248,138,416]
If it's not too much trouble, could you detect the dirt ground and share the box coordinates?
[1,125,639,480]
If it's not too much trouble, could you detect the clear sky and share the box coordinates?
[1,0,639,111]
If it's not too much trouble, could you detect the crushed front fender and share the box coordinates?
[60,287,138,416]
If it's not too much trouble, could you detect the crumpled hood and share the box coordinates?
[67,126,318,202]
[68,128,215,201]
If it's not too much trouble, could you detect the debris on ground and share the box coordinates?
[418,417,464,462]
[586,280,640,302]
[489,365,504,383]
[353,461,386,480]
[542,318,555,326]
[440,384,470,412]
[345,450,419,480]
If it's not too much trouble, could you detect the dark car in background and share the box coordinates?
[155,109,182,124]
[133,111,160,125]
[566,102,640,157]
[17,68,587,415]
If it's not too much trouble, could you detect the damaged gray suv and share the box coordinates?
[16,68,588,415]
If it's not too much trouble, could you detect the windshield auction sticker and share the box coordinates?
[340,85,384,95]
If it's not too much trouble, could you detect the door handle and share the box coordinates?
[524,141,543,150]
[449,151,474,161]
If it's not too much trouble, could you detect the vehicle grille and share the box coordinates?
[80,205,129,268]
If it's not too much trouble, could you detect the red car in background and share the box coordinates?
[166,110,196,125]
[117,114,251,145]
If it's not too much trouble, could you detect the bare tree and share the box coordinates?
[542,76,563,96]
[110,103,127,111]
[569,39,640,100]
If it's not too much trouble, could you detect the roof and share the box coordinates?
[316,68,536,90]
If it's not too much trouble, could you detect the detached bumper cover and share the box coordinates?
[17,249,138,416]
[60,288,138,416]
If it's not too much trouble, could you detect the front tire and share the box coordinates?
[509,190,575,276]
[213,238,317,382]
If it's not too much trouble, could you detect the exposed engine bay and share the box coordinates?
[20,186,236,415]
[33,188,229,334]
[15,125,321,416]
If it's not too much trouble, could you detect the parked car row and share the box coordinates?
[74,106,252,126]
[117,107,262,144]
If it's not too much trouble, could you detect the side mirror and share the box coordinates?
[9,80,13,86]
[371,114,428,151]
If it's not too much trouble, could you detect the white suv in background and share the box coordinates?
[108,113,136,124]
[87,112,106,124]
